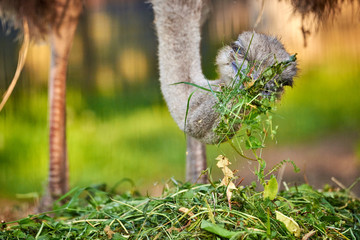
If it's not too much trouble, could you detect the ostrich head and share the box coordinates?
[216,32,297,96]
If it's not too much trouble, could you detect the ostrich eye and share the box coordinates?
[231,39,245,55]
[231,43,241,54]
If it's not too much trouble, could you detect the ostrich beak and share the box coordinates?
[231,61,248,83]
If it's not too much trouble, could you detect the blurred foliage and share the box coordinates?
[0,86,187,197]
[274,56,360,143]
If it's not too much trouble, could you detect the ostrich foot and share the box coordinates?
[37,192,56,213]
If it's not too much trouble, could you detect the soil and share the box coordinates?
[0,198,37,223]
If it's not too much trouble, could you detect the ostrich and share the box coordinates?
[151,0,360,182]
[151,0,297,182]
[152,0,360,181]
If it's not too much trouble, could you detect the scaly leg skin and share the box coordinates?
[38,0,82,212]
[186,136,207,183]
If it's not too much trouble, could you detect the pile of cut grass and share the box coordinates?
[1,179,359,239]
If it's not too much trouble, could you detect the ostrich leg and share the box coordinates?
[40,0,82,210]
[186,136,207,183]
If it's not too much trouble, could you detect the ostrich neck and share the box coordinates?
[156,16,206,86]
[153,0,222,143]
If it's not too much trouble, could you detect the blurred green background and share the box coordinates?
[0,0,359,199]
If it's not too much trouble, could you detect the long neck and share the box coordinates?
[153,0,222,142]
[154,0,206,86]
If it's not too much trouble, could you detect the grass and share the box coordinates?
[1,175,359,239]
[212,53,296,144]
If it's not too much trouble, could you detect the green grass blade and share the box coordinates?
[201,220,237,239]
[184,90,196,131]
[172,81,219,93]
